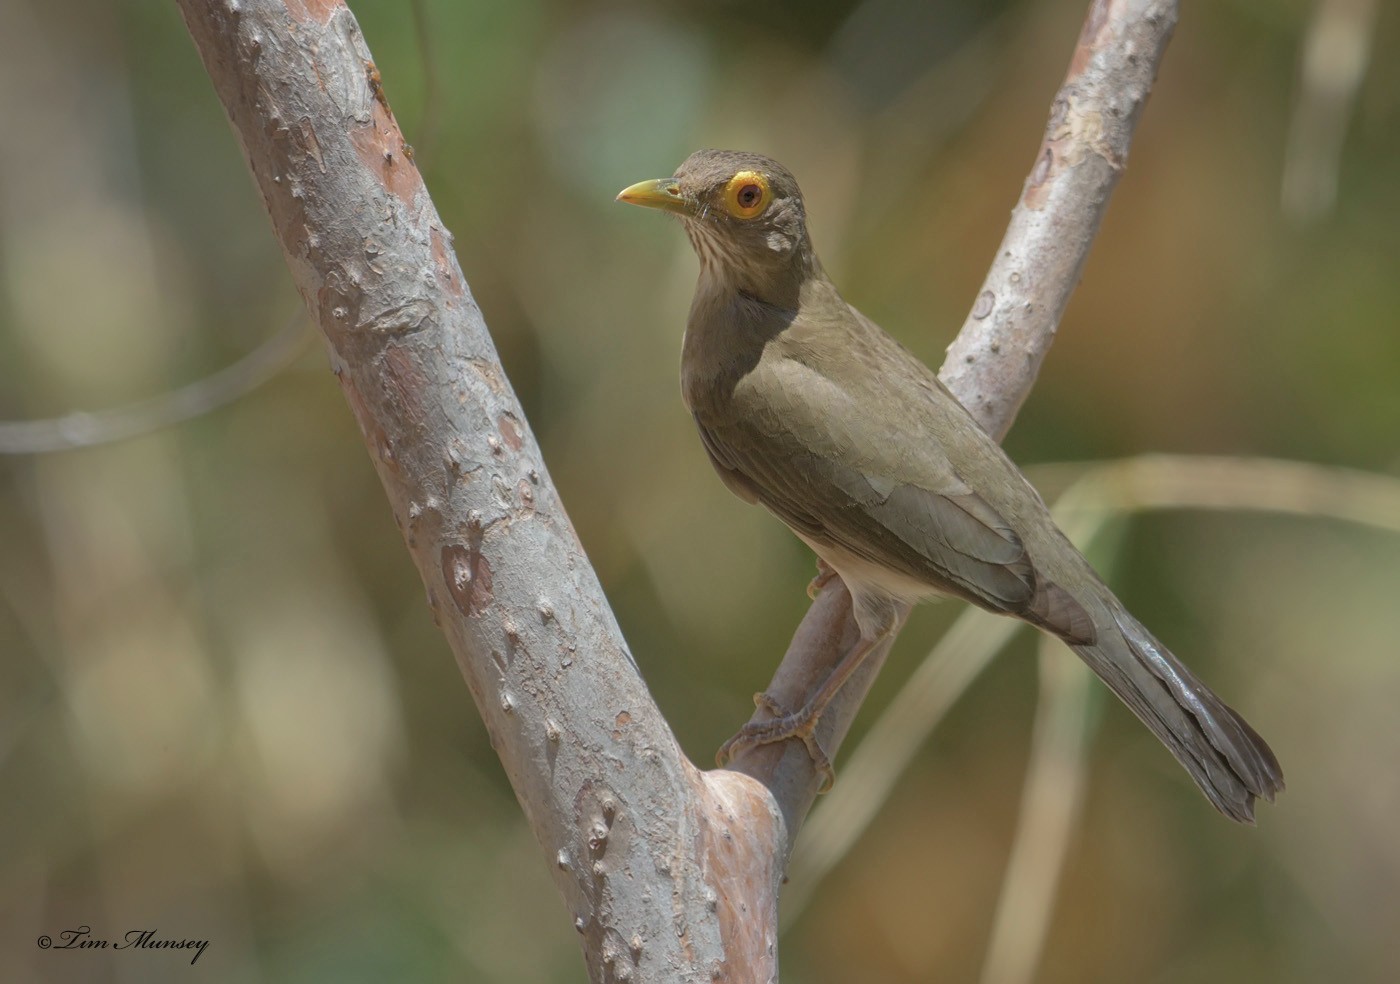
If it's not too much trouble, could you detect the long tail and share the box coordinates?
[1068,604,1284,823]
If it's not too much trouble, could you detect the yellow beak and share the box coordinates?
[616,178,694,217]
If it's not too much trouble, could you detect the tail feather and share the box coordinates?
[1069,606,1284,824]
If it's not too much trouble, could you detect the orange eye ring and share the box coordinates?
[723,171,772,218]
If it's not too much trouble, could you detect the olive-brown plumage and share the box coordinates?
[618,149,1283,822]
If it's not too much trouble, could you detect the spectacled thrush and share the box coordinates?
[618,149,1283,823]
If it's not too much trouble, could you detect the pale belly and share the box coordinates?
[791,530,944,608]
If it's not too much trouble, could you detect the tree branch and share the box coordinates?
[175,0,1177,979]
[943,0,1180,442]
[175,3,766,979]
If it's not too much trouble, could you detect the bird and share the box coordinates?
[616,149,1283,823]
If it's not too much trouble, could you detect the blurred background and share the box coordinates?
[1,0,1397,981]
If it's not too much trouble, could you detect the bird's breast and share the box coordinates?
[679,298,762,420]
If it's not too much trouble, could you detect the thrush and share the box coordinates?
[618,149,1283,822]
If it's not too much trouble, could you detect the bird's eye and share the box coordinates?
[722,170,771,219]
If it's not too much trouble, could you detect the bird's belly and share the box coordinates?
[792,531,944,607]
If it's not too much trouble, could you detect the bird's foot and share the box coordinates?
[716,692,836,792]
[806,559,839,600]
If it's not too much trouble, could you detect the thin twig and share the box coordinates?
[1079,454,1400,535]
[978,636,1095,984]
[978,474,1119,984]
[1282,0,1377,221]
[0,309,311,454]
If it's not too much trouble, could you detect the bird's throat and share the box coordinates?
[684,222,814,311]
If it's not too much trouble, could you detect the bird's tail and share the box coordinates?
[1069,604,1284,823]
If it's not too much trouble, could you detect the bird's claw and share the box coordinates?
[806,559,839,600]
[715,691,836,792]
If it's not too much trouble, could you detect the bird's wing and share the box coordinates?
[696,351,1040,615]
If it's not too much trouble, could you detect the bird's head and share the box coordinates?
[617,149,816,303]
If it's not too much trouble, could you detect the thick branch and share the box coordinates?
[725,0,1180,842]
[175,2,775,980]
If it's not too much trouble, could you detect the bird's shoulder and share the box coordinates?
[728,288,966,478]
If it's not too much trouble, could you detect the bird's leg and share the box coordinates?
[806,557,839,600]
[717,620,895,792]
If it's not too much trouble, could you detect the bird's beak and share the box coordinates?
[616,178,694,217]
